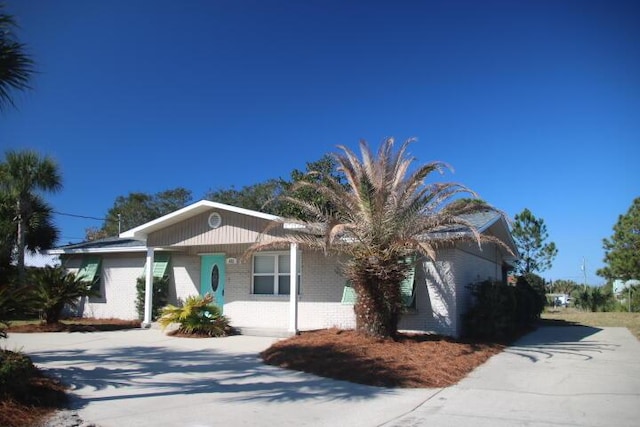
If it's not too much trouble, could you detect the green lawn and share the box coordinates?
[542,309,640,340]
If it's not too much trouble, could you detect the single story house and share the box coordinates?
[49,200,518,337]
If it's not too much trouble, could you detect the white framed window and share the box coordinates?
[252,252,301,295]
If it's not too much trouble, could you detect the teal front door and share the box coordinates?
[200,254,225,308]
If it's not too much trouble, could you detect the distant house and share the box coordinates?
[49,200,517,337]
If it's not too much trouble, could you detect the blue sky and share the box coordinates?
[2,0,638,285]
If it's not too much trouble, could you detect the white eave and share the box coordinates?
[119,200,282,240]
[47,246,150,255]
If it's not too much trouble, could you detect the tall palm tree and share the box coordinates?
[0,192,59,269]
[0,5,34,110]
[0,149,62,285]
[249,138,507,338]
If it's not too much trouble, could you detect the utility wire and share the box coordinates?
[53,211,112,221]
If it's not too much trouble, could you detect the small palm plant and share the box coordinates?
[158,294,232,337]
[28,266,97,324]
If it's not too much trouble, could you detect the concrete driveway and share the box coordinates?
[4,325,640,427]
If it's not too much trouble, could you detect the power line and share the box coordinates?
[53,211,109,221]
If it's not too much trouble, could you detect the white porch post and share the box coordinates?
[142,247,154,328]
[288,243,298,335]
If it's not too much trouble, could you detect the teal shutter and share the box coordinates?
[77,257,101,283]
[341,282,357,304]
[401,265,416,307]
[152,253,171,278]
[141,253,171,279]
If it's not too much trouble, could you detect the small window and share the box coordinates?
[252,252,301,295]
[77,257,102,297]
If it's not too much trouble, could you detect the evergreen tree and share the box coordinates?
[597,197,640,282]
[512,208,558,275]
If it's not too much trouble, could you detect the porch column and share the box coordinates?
[288,243,298,335]
[142,247,154,328]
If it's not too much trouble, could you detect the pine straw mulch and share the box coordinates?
[0,364,68,427]
[7,318,141,333]
[261,328,504,388]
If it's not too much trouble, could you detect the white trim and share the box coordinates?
[142,248,154,327]
[289,243,299,334]
[47,246,150,255]
[120,200,281,239]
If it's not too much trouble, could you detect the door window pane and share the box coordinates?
[211,265,219,292]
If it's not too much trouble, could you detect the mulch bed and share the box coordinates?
[261,328,504,388]
[0,363,68,427]
[7,318,141,333]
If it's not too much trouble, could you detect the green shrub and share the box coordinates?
[0,350,36,398]
[464,275,546,341]
[464,280,517,341]
[135,275,170,320]
[0,285,13,338]
[574,286,615,312]
[27,266,97,324]
[515,273,546,323]
[158,293,232,337]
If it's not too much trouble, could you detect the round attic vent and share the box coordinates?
[208,212,222,229]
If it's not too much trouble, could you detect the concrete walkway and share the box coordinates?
[4,326,640,427]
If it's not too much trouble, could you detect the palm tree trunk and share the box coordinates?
[353,276,402,339]
[16,198,26,286]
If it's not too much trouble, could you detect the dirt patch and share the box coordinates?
[7,318,141,333]
[261,328,504,388]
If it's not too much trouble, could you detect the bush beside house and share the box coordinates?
[135,276,169,321]
[464,274,546,341]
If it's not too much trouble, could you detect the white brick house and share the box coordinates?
[50,200,517,337]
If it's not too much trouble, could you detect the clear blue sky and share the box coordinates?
[2,0,638,285]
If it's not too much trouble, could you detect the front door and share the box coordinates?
[200,254,225,308]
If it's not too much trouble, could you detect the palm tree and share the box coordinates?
[0,149,62,285]
[28,266,95,324]
[0,5,34,110]
[0,192,59,272]
[249,138,507,339]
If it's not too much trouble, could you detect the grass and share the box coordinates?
[542,308,640,339]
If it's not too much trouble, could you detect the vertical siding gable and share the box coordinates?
[147,210,285,247]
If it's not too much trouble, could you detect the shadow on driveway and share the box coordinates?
[505,325,619,363]
[30,343,394,411]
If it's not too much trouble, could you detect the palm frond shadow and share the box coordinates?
[28,343,394,410]
[505,326,618,363]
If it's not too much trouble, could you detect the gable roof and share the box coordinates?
[436,211,518,258]
[119,200,280,240]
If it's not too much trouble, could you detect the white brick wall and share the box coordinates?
[61,241,505,337]
[223,249,356,330]
[65,253,145,320]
